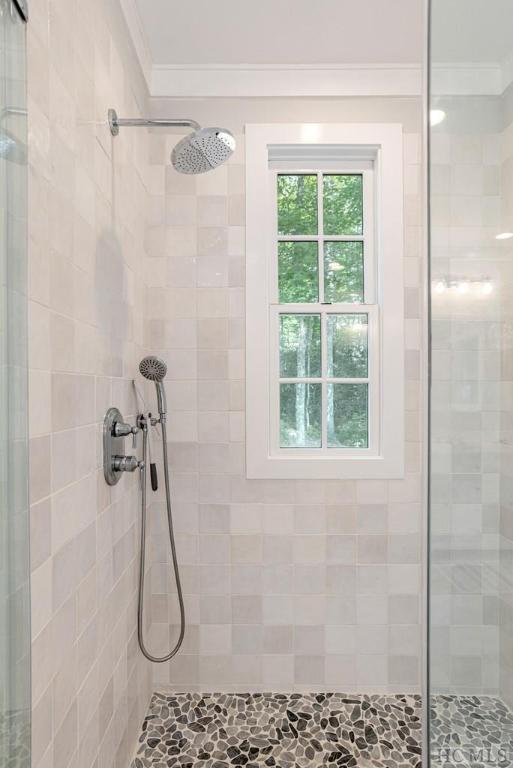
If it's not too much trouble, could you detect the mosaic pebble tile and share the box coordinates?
[131,692,422,768]
[0,709,31,768]
[431,695,513,768]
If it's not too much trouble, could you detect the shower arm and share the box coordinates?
[108,109,200,137]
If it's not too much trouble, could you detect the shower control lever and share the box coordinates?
[113,420,138,448]
[103,407,142,486]
[112,455,144,473]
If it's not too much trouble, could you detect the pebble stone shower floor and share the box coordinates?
[431,695,513,768]
[131,692,513,768]
[131,692,422,768]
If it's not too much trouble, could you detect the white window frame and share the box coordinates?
[245,123,404,480]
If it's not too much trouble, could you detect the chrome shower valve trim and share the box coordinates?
[112,455,144,473]
[103,407,142,486]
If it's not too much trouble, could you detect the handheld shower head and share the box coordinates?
[139,356,167,382]
[171,127,236,174]
[139,356,168,417]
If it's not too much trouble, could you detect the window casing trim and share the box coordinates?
[245,123,404,480]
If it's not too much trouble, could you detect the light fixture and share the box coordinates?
[496,232,513,240]
[430,109,446,127]
[480,281,493,295]
[457,281,469,294]
[433,280,447,294]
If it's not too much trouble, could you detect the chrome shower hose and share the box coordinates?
[137,416,185,662]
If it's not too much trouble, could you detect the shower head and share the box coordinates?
[139,356,168,417]
[171,127,236,174]
[108,109,235,174]
[139,356,167,382]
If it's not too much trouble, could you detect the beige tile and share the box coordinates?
[30,498,52,570]
[27,13,426,731]
[30,435,51,502]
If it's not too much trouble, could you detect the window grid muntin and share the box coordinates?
[279,309,370,451]
[271,304,378,455]
[271,166,378,457]
[276,171,367,306]
[324,241,365,304]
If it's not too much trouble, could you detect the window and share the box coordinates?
[246,124,404,479]
[272,170,377,456]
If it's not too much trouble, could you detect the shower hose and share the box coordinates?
[137,414,185,662]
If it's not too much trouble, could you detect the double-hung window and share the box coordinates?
[246,124,404,480]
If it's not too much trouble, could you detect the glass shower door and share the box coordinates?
[0,0,30,765]
[429,1,513,766]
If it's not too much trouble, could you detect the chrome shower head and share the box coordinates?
[139,356,168,416]
[171,127,236,174]
[108,109,235,175]
[139,356,167,382]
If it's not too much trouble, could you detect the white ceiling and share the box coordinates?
[431,0,513,64]
[123,0,513,98]
[134,0,423,66]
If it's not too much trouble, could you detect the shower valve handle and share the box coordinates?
[104,408,144,486]
[112,455,144,473]
[113,420,139,448]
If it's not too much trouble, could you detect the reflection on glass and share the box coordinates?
[324,241,364,303]
[323,174,363,235]
[327,384,368,447]
[277,174,318,235]
[327,314,368,378]
[280,383,322,447]
[0,4,30,767]
[279,241,318,302]
[280,314,321,378]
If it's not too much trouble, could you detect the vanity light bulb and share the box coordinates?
[457,281,469,294]
[481,281,493,295]
[433,280,447,294]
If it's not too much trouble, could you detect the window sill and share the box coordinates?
[246,452,405,480]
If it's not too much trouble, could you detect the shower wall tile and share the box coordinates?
[27,0,152,767]
[145,100,423,694]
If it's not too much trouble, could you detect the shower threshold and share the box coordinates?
[131,691,422,767]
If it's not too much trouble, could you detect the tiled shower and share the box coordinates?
[145,102,423,694]
[2,0,513,767]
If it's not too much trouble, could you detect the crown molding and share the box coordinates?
[431,63,503,96]
[116,1,513,100]
[119,0,153,89]
[150,62,513,99]
[150,63,422,98]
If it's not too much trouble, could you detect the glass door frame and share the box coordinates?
[0,0,30,766]
[423,0,432,767]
